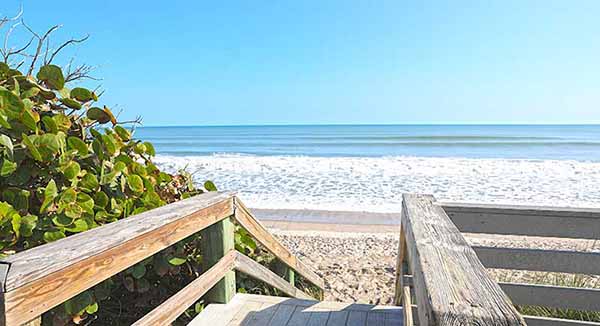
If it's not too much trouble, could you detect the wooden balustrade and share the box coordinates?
[0,192,324,326]
[394,194,527,325]
[443,201,600,326]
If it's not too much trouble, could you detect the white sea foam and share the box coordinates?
[154,154,600,212]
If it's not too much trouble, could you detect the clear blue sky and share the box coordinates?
[5,1,600,126]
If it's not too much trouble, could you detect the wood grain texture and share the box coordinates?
[500,282,600,312]
[402,285,414,326]
[200,217,236,304]
[442,202,600,239]
[233,252,314,300]
[474,246,600,275]
[1,192,234,326]
[132,250,236,326]
[233,198,325,290]
[402,193,526,326]
[393,224,406,306]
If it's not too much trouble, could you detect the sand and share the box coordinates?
[269,224,600,305]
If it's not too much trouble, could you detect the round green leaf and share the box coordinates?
[67,136,89,155]
[87,107,111,123]
[36,65,65,90]
[60,98,82,109]
[43,230,66,243]
[204,181,217,192]
[127,174,144,193]
[70,87,93,102]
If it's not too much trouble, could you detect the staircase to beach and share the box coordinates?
[2,192,599,325]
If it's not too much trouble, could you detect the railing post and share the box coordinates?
[200,216,236,303]
[274,261,295,287]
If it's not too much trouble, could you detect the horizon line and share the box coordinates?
[138,123,600,128]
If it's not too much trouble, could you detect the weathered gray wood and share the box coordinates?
[346,310,367,326]
[132,250,236,326]
[474,246,600,275]
[0,192,234,326]
[286,305,312,326]
[233,198,325,290]
[402,286,413,326]
[499,282,600,312]
[326,311,349,325]
[402,194,526,325]
[393,223,407,306]
[233,252,314,300]
[201,217,236,304]
[442,202,600,239]
[523,315,600,326]
[366,312,385,326]
[267,303,296,325]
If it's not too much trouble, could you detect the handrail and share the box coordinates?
[234,198,325,290]
[394,194,526,325]
[132,250,314,326]
[0,192,324,326]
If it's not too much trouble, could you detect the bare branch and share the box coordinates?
[22,21,62,75]
[65,63,100,82]
[0,6,23,30]
[47,34,89,64]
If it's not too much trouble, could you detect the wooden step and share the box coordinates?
[189,293,404,326]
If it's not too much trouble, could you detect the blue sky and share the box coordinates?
[4,1,600,126]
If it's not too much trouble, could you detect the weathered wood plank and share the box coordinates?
[326,311,349,326]
[402,286,413,326]
[1,192,234,326]
[233,252,314,300]
[393,223,406,306]
[474,246,600,275]
[442,202,600,239]
[346,310,367,326]
[524,315,600,326]
[500,282,600,312]
[233,198,325,290]
[267,303,296,326]
[402,194,526,325]
[200,217,236,303]
[132,250,236,326]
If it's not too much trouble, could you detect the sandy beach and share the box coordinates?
[266,220,600,305]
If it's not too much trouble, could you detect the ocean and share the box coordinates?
[137,125,600,212]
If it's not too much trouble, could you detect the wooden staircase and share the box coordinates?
[189,293,404,326]
[7,191,599,325]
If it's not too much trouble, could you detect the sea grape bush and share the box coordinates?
[0,62,223,324]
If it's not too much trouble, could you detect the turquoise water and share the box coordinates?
[137,125,600,160]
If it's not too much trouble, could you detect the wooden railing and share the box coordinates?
[394,194,527,325]
[443,201,600,326]
[0,192,324,326]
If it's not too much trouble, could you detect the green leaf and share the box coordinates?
[20,214,37,237]
[143,142,156,156]
[62,161,81,180]
[65,291,93,315]
[168,257,187,266]
[127,174,144,193]
[40,180,58,213]
[0,111,10,129]
[36,133,60,157]
[0,159,17,176]
[85,302,99,314]
[70,87,93,102]
[87,107,111,123]
[21,134,42,161]
[36,65,65,90]
[59,188,78,204]
[64,203,83,219]
[52,214,74,226]
[0,89,24,117]
[131,264,146,279]
[0,134,13,157]
[21,109,38,131]
[80,173,99,191]
[114,125,131,141]
[204,181,217,192]
[64,218,88,233]
[43,230,66,243]
[60,97,82,109]
[67,136,89,155]
[42,115,58,133]
[93,191,109,208]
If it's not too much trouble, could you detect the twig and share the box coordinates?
[47,34,89,64]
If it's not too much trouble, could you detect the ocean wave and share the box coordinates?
[154,154,600,212]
